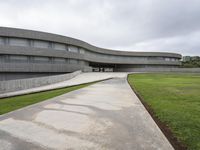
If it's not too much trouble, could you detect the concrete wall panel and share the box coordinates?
[0,71,82,93]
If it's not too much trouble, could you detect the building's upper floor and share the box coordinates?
[0,27,182,66]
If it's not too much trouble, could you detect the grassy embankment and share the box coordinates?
[128,73,200,150]
[0,82,94,115]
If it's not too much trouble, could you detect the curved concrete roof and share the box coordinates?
[0,27,182,58]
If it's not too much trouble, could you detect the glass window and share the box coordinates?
[54,58,66,63]
[34,40,49,49]
[68,46,79,53]
[69,59,78,64]
[33,56,49,62]
[0,55,6,62]
[79,60,84,65]
[171,58,175,61]
[9,55,28,63]
[0,37,5,45]
[79,48,85,54]
[54,43,66,50]
[165,58,170,61]
[9,38,29,47]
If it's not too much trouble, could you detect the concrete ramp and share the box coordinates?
[0,76,173,150]
[0,72,127,98]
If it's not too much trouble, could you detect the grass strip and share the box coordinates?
[128,73,200,150]
[0,82,95,115]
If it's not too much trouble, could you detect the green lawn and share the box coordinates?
[128,73,200,150]
[0,82,94,115]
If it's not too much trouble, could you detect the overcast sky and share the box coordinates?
[0,0,199,56]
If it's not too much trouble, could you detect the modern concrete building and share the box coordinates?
[0,27,181,80]
[182,56,191,62]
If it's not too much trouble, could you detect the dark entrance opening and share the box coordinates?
[89,62,116,72]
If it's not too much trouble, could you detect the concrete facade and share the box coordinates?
[0,27,182,80]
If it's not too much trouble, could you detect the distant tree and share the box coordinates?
[182,59,200,68]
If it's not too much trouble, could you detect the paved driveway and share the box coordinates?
[0,76,173,150]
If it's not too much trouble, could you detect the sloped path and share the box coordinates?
[0,76,173,150]
[0,72,127,98]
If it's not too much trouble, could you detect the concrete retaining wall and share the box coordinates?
[0,70,82,94]
[116,67,200,73]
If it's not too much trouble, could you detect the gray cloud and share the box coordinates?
[0,0,200,55]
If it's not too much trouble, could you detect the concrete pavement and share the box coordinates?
[0,75,173,150]
[0,72,127,98]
